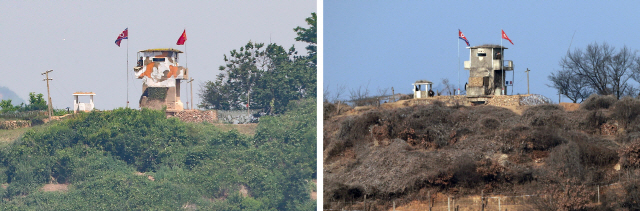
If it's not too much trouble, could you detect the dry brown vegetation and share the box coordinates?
[324,95,640,210]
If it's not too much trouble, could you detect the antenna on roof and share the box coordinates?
[567,30,576,53]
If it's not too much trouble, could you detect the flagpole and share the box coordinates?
[501,31,504,95]
[457,35,460,96]
[126,28,129,108]
[185,28,188,109]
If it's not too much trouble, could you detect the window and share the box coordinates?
[477,53,486,57]
[152,58,165,62]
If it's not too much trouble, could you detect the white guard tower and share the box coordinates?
[412,80,433,99]
[73,92,95,113]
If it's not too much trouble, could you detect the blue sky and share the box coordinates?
[324,1,640,102]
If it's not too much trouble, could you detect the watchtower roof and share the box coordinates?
[138,48,183,53]
[468,44,508,49]
[414,80,432,84]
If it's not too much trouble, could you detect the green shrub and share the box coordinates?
[0,101,316,210]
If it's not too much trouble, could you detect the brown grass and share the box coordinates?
[324,94,636,210]
[559,102,580,112]
[40,184,69,192]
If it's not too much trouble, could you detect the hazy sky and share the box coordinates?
[324,1,640,102]
[1,0,316,110]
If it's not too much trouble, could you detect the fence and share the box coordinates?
[324,185,615,211]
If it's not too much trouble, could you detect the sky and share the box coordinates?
[0,0,316,110]
[324,1,640,103]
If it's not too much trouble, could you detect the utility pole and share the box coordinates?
[525,68,530,94]
[41,70,53,118]
[559,92,561,104]
[187,77,194,110]
[391,87,394,102]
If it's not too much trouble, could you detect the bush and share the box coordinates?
[521,104,566,129]
[580,94,617,110]
[618,140,640,169]
[0,102,317,210]
[480,117,501,130]
[611,97,640,129]
[545,142,584,180]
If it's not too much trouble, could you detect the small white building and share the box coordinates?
[73,92,95,113]
[412,80,433,99]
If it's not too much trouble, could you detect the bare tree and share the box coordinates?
[323,82,331,103]
[440,78,464,95]
[324,82,347,103]
[334,83,347,103]
[560,42,637,99]
[548,69,593,103]
[377,87,389,97]
[349,81,371,103]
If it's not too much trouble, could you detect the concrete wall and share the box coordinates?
[466,46,512,97]
[0,120,30,130]
[217,110,260,124]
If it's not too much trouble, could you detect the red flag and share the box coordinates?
[501,30,513,45]
[176,29,187,45]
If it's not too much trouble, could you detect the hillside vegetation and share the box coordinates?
[0,98,316,210]
[324,95,640,210]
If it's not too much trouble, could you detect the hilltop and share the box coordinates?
[0,98,316,210]
[323,95,640,210]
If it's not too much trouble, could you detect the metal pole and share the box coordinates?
[391,87,394,102]
[597,185,600,204]
[126,31,129,108]
[501,37,504,95]
[458,35,460,95]
[190,77,194,110]
[481,190,484,211]
[498,197,501,211]
[448,196,451,211]
[41,70,53,118]
[364,195,366,211]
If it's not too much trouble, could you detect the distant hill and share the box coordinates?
[0,86,25,105]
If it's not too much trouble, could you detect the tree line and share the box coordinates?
[0,92,47,113]
[199,13,316,115]
[549,42,640,103]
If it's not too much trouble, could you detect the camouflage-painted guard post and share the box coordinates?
[133,48,188,113]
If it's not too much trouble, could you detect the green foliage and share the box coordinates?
[0,101,316,210]
[200,41,265,111]
[0,92,48,114]
[0,99,18,112]
[199,14,317,115]
[294,12,317,64]
[145,87,169,100]
[52,108,70,116]
[27,92,47,111]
